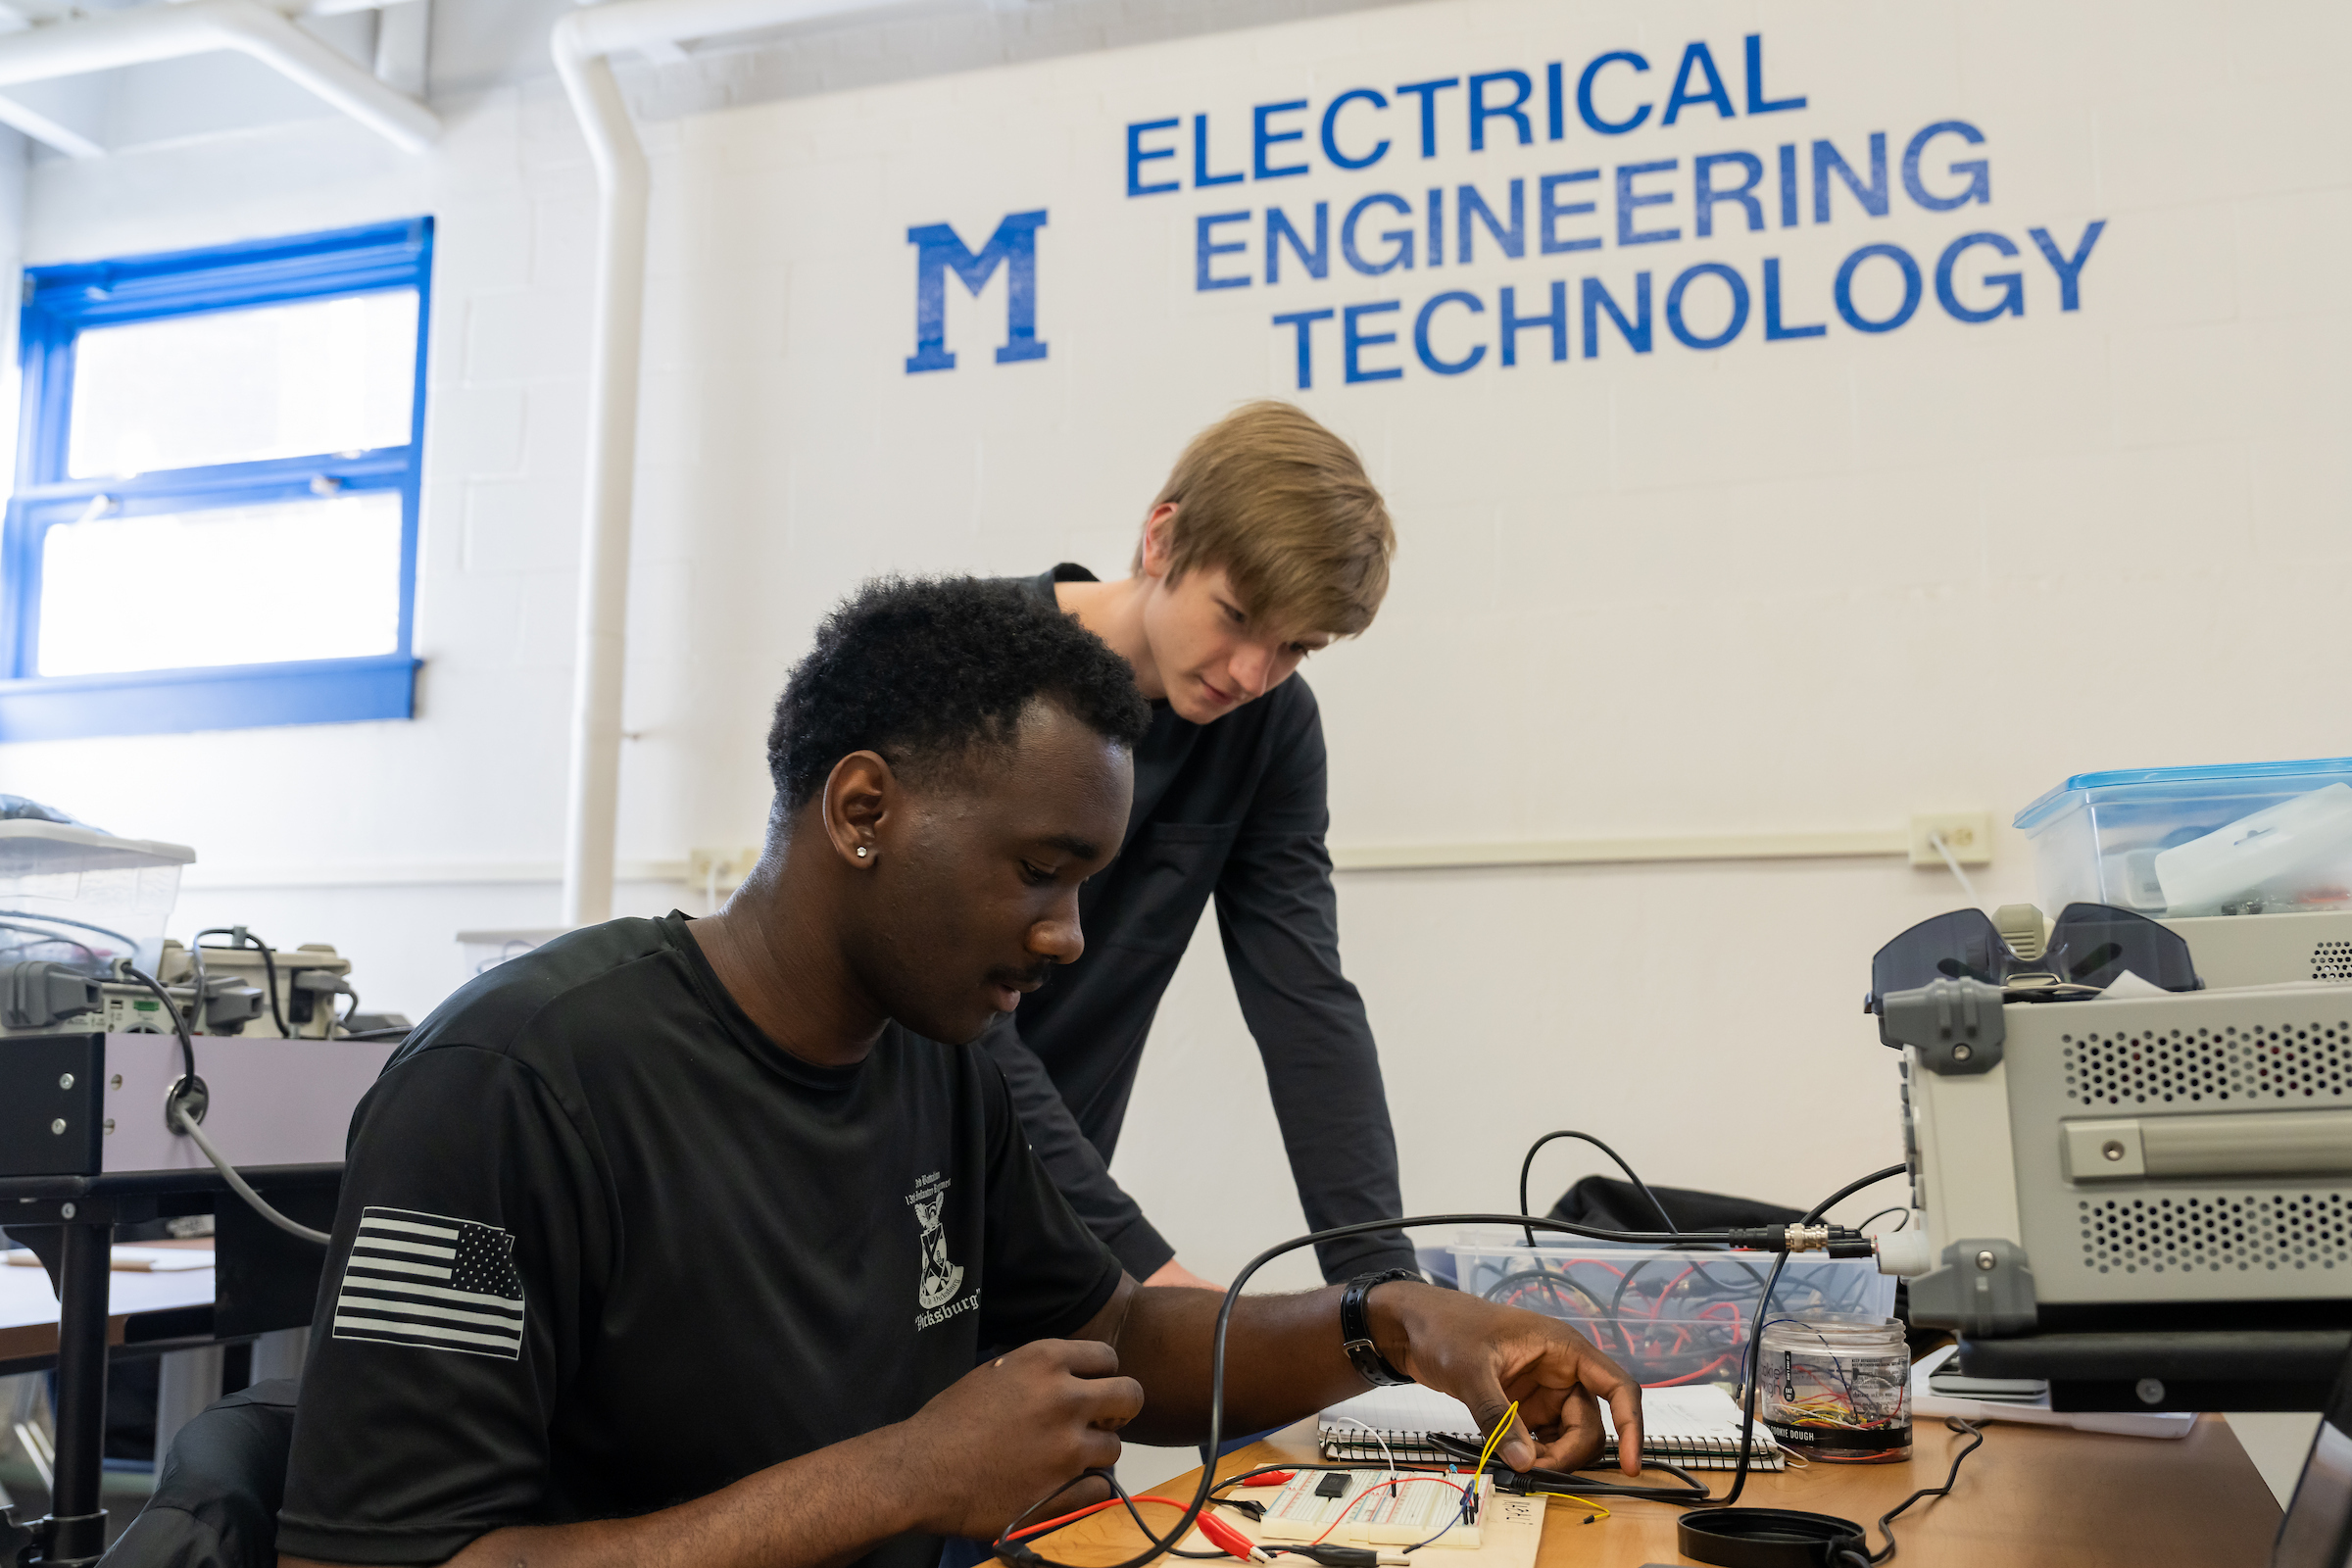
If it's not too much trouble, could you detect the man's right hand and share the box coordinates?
[897,1338,1146,1541]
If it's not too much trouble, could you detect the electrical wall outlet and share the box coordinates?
[686,847,762,893]
[1909,812,1994,867]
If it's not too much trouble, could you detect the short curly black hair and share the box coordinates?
[767,575,1152,813]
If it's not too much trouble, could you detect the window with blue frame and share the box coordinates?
[0,218,433,742]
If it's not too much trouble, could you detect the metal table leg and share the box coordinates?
[42,1217,113,1567]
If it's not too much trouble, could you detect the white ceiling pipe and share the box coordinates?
[0,0,437,153]
[548,0,928,928]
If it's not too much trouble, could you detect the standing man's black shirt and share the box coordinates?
[989,565,1412,1283]
[279,915,1120,1568]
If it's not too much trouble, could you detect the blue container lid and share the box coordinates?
[2014,757,2352,833]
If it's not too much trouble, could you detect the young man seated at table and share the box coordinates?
[275,577,1642,1568]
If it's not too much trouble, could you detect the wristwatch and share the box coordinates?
[1340,1267,1421,1387]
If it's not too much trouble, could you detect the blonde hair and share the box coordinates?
[1135,402,1395,637]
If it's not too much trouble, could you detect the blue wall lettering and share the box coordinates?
[1196,114,1244,187]
[1666,261,1749,348]
[1662,42,1735,125]
[1343,193,1417,274]
[1396,77,1460,157]
[905,210,1049,372]
[1935,231,2024,322]
[1578,51,1651,135]
[1459,180,1527,262]
[1743,34,1806,115]
[1694,151,1766,237]
[1469,71,1534,151]
[1903,121,1991,211]
[1415,290,1489,373]
[1273,307,1335,389]
[1814,134,1889,221]
[1345,300,1404,381]
[1763,257,1826,340]
[2029,221,2105,310]
[1616,159,1681,246]
[1500,281,1569,364]
[1127,120,1179,196]
[1834,242,1922,332]
[1321,89,1391,171]
[1255,100,1311,179]
[1196,211,1251,290]
[1540,171,1601,253]
[1583,271,1654,355]
[1267,204,1331,283]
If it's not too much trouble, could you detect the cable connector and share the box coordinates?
[1234,1472,1296,1489]
[1193,1511,1264,1561]
[1720,1223,1867,1253]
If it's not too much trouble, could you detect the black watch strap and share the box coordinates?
[1340,1267,1419,1387]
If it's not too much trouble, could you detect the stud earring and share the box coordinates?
[856,846,869,858]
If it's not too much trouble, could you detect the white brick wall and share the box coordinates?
[3,0,2348,1281]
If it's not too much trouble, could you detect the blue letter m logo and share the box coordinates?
[905,210,1049,373]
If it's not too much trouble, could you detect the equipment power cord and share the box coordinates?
[1517,1130,1678,1245]
[1838,1417,1984,1566]
[120,964,332,1248]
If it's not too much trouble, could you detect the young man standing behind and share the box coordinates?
[994,401,1412,1289]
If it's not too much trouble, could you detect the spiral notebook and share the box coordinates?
[1318,1381,1783,1472]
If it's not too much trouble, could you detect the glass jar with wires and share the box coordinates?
[1756,1314,1912,1464]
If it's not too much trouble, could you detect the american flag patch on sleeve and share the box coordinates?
[331,1206,527,1359]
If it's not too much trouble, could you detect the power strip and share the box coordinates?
[1256,1470,1494,1549]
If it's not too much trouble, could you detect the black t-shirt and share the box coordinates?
[279,914,1122,1568]
[983,565,1412,1283]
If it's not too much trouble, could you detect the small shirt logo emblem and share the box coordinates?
[906,1173,971,1325]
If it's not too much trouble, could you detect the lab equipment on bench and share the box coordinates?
[1907,1344,2192,1438]
[156,935,357,1038]
[1872,808,2352,1410]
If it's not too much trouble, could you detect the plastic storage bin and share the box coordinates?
[1447,1235,1896,1388]
[2014,758,2352,917]
[0,819,194,973]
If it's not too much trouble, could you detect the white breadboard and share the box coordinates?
[1256,1470,1496,1549]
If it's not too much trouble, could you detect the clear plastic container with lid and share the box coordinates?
[0,818,194,973]
[1441,1233,1895,1389]
[1757,1314,1911,1463]
[2013,757,2352,918]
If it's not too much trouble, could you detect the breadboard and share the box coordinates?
[1258,1470,1495,1549]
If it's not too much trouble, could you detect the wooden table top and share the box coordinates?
[1042,1413,2283,1568]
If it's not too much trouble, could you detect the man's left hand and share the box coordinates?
[1365,1282,1643,1474]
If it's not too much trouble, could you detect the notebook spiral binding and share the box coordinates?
[1317,1427,1782,1472]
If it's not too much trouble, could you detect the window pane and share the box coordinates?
[68,290,418,477]
[37,493,403,675]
